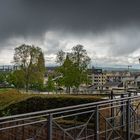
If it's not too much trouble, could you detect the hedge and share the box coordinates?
[0,95,103,116]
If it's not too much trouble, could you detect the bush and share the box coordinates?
[0,95,102,116]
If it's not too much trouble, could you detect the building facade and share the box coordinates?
[91,68,106,89]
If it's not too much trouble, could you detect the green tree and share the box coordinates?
[58,54,75,93]
[29,51,45,90]
[13,44,45,92]
[0,72,11,88]
[7,70,25,89]
[56,50,65,65]
[71,44,91,69]
[56,45,91,93]
[71,45,91,88]
[47,76,55,92]
[0,72,6,83]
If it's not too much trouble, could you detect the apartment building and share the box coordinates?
[105,72,122,82]
[90,68,136,90]
[91,68,106,89]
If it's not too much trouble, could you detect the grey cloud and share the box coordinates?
[107,28,140,56]
[94,56,132,67]
[1,0,140,66]
[1,0,140,44]
[43,38,67,55]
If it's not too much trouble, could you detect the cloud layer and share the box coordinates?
[0,0,140,67]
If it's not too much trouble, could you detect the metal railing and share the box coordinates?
[0,93,140,139]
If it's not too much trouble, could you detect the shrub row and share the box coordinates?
[0,95,102,116]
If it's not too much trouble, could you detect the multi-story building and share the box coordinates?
[91,68,106,89]
[89,68,137,90]
[105,71,127,82]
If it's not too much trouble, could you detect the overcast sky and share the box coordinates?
[1,0,140,68]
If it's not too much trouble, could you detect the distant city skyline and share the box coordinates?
[0,0,140,68]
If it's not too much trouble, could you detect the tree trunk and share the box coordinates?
[25,80,28,92]
[66,87,70,94]
[25,73,29,92]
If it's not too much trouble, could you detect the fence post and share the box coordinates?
[120,94,125,131]
[110,95,114,119]
[95,105,99,140]
[110,90,114,126]
[110,90,115,139]
[47,114,52,140]
[126,99,130,140]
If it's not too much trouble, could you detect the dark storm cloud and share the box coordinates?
[0,0,140,43]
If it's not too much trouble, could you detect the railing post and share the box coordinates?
[47,114,52,140]
[126,99,130,140]
[95,105,99,140]
[22,120,25,140]
[120,94,125,131]
[110,90,113,100]
[110,90,114,126]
